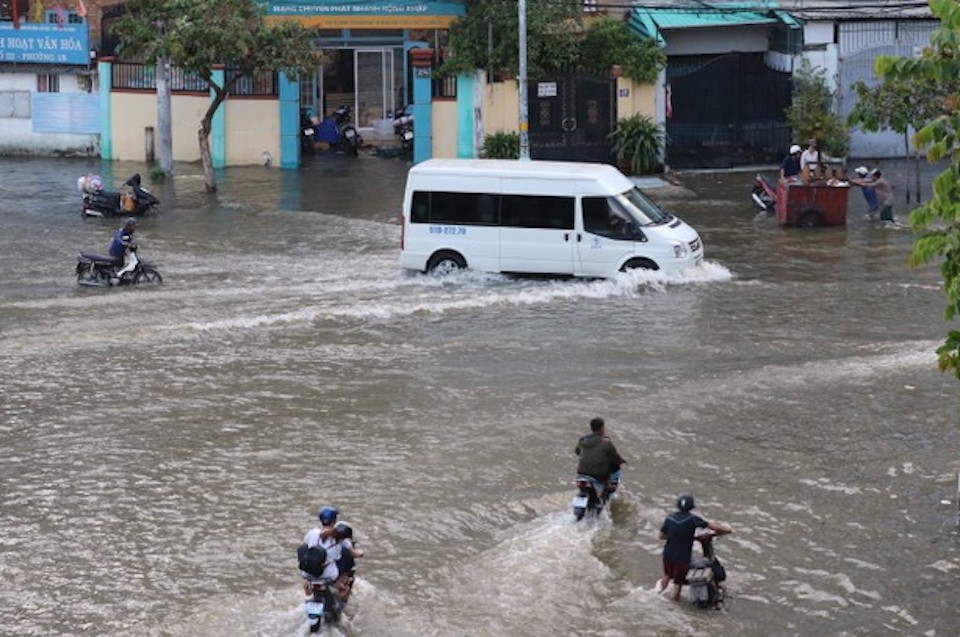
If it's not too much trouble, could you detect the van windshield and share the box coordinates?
[615,187,672,226]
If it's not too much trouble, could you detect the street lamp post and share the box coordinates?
[518,0,530,160]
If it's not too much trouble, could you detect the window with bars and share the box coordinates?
[37,74,60,93]
[45,10,83,24]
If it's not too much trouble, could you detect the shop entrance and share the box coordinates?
[301,46,405,129]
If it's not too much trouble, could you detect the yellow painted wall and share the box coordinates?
[110,92,207,162]
[110,93,279,165]
[225,99,280,165]
[482,77,520,134]
[477,75,656,137]
[615,78,656,119]
[431,100,458,159]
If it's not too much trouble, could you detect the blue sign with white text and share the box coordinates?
[0,23,89,65]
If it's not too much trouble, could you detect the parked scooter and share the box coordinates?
[686,527,728,609]
[571,470,621,521]
[300,108,318,155]
[751,174,777,211]
[332,104,362,156]
[394,104,414,152]
[78,173,160,218]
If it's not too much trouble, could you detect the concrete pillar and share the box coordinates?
[410,48,434,165]
[279,72,300,169]
[211,65,226,168]
[97,57,113,159]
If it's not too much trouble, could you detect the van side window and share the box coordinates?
[501,195,574,229]
[583,196,633,239]
[582,197,610,234]
[423,191,497,225]
[411,191,429,223]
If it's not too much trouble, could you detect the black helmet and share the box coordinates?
[677,493,695,512]
[317,506,338,525]
[333,522,353,541]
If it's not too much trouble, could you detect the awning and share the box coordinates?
[628,1,795,47]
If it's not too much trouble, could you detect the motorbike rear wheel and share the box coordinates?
[77,263,108,286]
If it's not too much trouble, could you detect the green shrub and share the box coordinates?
[785,60,850,158]
[481,132,520,159]
[608,114,664,175]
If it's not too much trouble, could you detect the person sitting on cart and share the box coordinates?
[780,144,802,180]
[800,139,822,182]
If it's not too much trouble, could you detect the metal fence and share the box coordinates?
[111,62,278,96]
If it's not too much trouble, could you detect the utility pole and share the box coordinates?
[518,0,530,160]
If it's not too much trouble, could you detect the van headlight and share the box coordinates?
[671,241,688,258]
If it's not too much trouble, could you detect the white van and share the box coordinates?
[400,159,703,278]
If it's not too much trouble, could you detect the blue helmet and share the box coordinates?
[677,494,695,512]
[318,506,339,525]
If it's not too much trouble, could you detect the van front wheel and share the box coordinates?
[427,251,466,276]
[621,258,659,272]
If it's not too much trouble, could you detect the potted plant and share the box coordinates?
[481,132,520,159]
[608,114,665,175]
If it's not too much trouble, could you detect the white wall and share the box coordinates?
[0,72,99,156]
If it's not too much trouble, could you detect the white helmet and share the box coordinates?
[854,166,868,177]
[789,144,801,154]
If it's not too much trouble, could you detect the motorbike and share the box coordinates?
[686,528,727,609]
[76,246,163,287]
[303,577,345,633]
[571,471,621,521]
[751,173,777,211]
[78,173,160,218]
[300,108,318,155]
[332,104,362,156]
[394,104,414,152]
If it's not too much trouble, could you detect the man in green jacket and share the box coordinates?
[575,417,626,482]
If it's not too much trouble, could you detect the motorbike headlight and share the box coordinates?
[672,242,688,259]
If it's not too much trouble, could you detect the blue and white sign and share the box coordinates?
[0,24,89,65]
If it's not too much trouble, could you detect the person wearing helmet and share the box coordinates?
[108,217,139,283]
[299,506,340,593]
[575,417,626,485]
[780,144,802,180]
[656,493,731,601]
[331,522,364,601]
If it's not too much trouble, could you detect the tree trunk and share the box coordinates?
[915,148,922,204]
[198,120,216,193]
[903,131,912,204]
[156,58,173,176]
[197,82,233,194]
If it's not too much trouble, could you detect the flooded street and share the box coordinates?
[1,154,958,637]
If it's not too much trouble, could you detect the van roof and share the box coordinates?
[410,158,628,182]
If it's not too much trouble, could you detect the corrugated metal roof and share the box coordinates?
[638,4,780,30]
[628,2,788,44]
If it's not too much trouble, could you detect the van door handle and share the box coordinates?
[564,233,570,242]
[577,233,582,242]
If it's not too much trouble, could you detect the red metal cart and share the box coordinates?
[776,180,849,227]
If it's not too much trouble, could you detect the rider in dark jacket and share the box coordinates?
[575,417,625,481]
